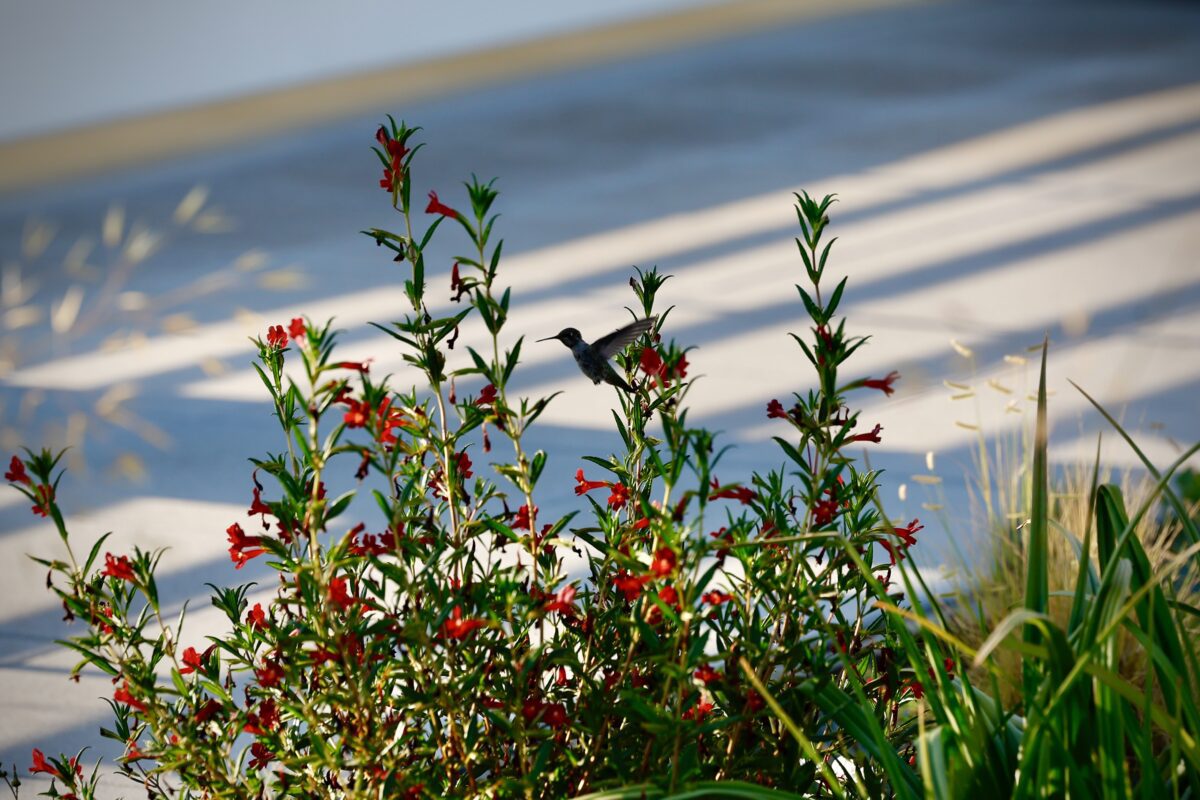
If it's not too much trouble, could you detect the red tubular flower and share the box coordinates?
[247,485,272,518]
[607,482,630,510]
[255,659,284,688]
[849,423,883,444]
[349,526,389,557]
[425,190,460,218]
[29,748,61,779]
[710,527,734,560]
[701,590,733,605]
[694,664,721,685]
[265,325,287,349]
[864,370,900,396]
[542,702,568,729]
[543,584,578,617]
[194,699,223,724]
[648,585,681,625]
[812,497,839,527]
[247,602,268,631]
[256,698,281,730]
[455,451,473,480]
[709,477,756,505]
[343,398,372,429]
[766,399,788,419]
[441,606,486,641]
[102,552,136,582]
[612,570,651,602]
[682,700,714,722]
[248,742,274,771]
[522,697,544,723]
[328,577,356,611]
[179,646,204,675]
[638,346,666,383]
[650,547,676,578]
[574,468,608,496]
[513,504,536,531]
[336,360,372,373]
[227,522,266,569]
[31,483,54,517]
[377,397,408,445]
[673,353,689,380]
[894,518,923,547]
[450,262,468,302]
[5,455,30,485]
[114,680,147,714]
[310,647,337,666]
[376,127,409,191]
[97,604,115,634]
[475,383,498,407]
[287,317,306,341]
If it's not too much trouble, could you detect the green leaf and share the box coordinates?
[818,237,837,271]
[771,437,805,468]
[84,531,115,575]
[1023,337,1049,700]
[795,285,821,324]
[503,337,524,385]
[825,276,848,320]
[530,450,547,486]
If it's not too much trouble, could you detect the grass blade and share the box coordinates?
[1023,337,1049,701]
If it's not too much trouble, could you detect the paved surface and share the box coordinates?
[3,0,1200,790]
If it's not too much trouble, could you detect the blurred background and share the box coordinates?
[3,0,1199,789]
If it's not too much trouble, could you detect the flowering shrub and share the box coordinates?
[9,119,1200,800]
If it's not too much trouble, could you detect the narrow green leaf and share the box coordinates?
[1023,337,1050,701]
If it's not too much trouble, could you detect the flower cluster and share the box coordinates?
[574,467,632,510]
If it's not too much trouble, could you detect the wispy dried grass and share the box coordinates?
[1,186,302,479]
[933,344,1200,709]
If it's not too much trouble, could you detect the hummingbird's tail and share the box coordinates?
[605,372,636,393]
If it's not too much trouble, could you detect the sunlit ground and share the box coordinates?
[3,1,1200,791]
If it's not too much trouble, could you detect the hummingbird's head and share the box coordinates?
[537,328,582,347]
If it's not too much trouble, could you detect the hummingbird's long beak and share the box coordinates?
[536,335,559,342]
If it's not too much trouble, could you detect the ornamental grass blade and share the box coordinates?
[1069,378,1200,572]
[1093,558,1131,799]
[737,658,847,800]
[1067,434,1102,636]
[1023,337,1050,701]
[1095,484,1200,778]
[799,680,923,799]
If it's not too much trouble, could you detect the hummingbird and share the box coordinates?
[538,316,657,392]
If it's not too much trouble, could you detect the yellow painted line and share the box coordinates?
[0,0,917,193]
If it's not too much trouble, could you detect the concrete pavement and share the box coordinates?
[3,0,1200,792]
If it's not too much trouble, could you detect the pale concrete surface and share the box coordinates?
[0,0,723,141]
[3,0,1200,792]
[0,0,910,191]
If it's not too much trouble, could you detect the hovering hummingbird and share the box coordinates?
[538,316,657,392]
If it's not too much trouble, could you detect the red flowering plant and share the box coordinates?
[8,123,941,799]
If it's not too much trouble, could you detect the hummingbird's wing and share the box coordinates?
[592,316,658,359]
